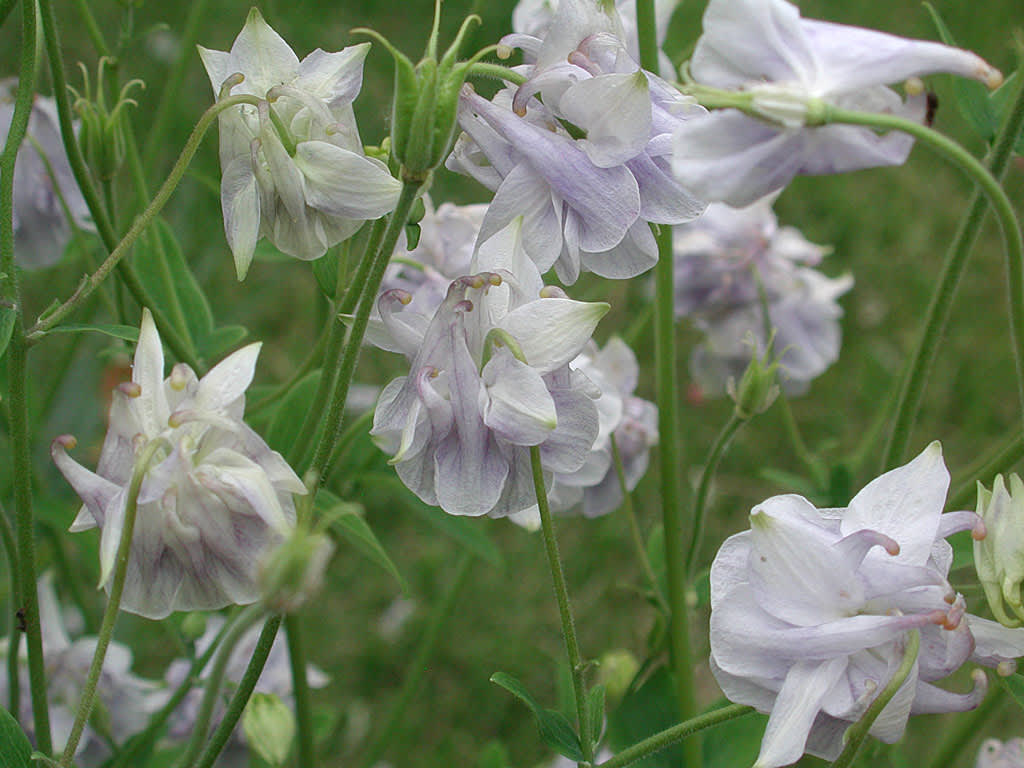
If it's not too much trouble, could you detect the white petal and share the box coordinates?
[228,8,300,95]
[294,43,370,106]
[481,348,557,445]
[220,153,261,280]
[559,71,652,168]
[294,142,400,219]
[498,298,609,374]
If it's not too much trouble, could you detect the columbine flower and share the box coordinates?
[199,8,401,278]
[0,574,160,764]
[370,220,607,517]
[1,79,93,269]
[674,195,852,396]
[977,738,1024,768]
[672,0,1004,206]
[975,475,1024,627]
[52,309,306,620]
[710,443,1024,768]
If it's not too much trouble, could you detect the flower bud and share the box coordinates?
[242,693,296,767]
[71,58,143,181]
[259,527,335,615]
[596,649,639,705]
[974,474,1024,627]
[178,612,208,642]
[726,336,780,419]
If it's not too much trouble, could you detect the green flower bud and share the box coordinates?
[727,336,781,420]
[596,649,639,705]
[179,612,208,642]
[70,57,143,181]
[258,526,335,615]
[242,693,296,767]
[974,474,1024,627]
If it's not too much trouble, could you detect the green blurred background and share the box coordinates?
[2,0,1023,766]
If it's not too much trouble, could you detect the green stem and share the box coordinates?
[326,407,376,484]
[59,437,168,766]
[1,0,50,752]
[69,0,109,56]
[174,603,266,768]
[530,445,594,766]
[307,182,423,480]
[685,413,745,579]
[467,61,527,85]
[925,687,1004,768]
[192,615,283,768]
[352,551,473,768]
[611,436,667,614]
[597,704,754,768]
[1,504,20,720]
[830,629,920,768]
[949,433,1024,509]
[284,615,314,768]
[0,0,15,29]
[778,396,826,485]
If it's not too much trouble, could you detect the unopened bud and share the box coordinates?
[259,527,335,614]
[974,474,1024,627]
[727,338,780,419]
[596,649,639,704]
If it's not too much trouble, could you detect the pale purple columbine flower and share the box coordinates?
[0,574,161,764]
[370,220,607,518]
[977,738,1024,768]
[199,8,401,278]
[710,443,1024,768]
[1,79,93,269]
[52,309,306,620]
[674,195,852,396]
[672,0,1004,206]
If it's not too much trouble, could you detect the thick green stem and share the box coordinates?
[530,446,594,766]
[353,550,473,768]
[192,615,283,768]
[598,704,754,768]
[1,505,20,721]
[284,615,314,768]
[685,413,745,578]
[58,438,167,766]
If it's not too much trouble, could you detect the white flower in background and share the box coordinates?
[977,738,1024,768]
[975,474,1024,627]
[672,0,1004,206]
[371,220,607,518]
[0,574,160,765]
[0,79,93,269]
[198,8,401,278]
[674,195,852,396]
[710,443,1024,768]
[52,309,306,619]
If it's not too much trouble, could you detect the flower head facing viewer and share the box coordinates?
[710,442,1024,768]
[53,309,306,620]
[199,8,401,278]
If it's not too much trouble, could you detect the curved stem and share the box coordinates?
[192,615,283,768]
[284,615,314,768]
[530,445,594,766]
[684,413,745,578]
[59,438,167,766]
[597,704,754,768]
[467,62,527,86]
[949,433,1024,510]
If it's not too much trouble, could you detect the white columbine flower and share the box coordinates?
[672,0,1004,206]
[199,8,401,278]
[674,195,852,395]
[52,309,306,620]
[1,79,93,269]
[975,474,1024,627]
[710,443,1024,768]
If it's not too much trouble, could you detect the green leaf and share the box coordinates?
[46,323,139,342]
[586,684,606,747]
[1000,671,1024,711]
[196,324,249,361]
[0,307,16,362]
[319,495,408,593]
[264,370,322,457]
[243,693,296,767]
[312,250,339,299]
[0,707,31,768]
[606,665,683,768]
[490,672,584,762]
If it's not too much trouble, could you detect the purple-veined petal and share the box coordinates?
[481,347,557,445]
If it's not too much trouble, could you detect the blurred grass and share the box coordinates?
[2,0,1024,766]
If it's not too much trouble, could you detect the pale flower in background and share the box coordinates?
[672,0,1004,205]
[975,474,1024,627]
[199,8,401,278]
[977,738,1024,768]
[52,309,306,619]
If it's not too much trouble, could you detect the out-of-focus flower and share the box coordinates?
[710,443,1024,768]
[199,8,401,278]
[672,0,1004,206]
[370,220,607,518]
[258,526,334,614]
[1,79,93,269]
[53,309,306,620]
[674,195,852,396]
[975,475,1024,627]
[0,574,161,765]
[977,738,1024,768]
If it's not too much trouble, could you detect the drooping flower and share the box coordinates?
[710,443,1024,768]
[52,309,306,620]
[674,195,852,395]
[0,574,161,764]
[1,79,93,269]
[370,220,607,518]
[977,738,1024,768]
[672,0,1004,206]
[199,8,401,278]
[975,474,1024,627]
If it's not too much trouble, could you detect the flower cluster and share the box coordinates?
[53,309,306,620]
[710,443,1024,767]
[674,194,852,395]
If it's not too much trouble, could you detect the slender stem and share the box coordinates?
[467,62,527,85]
[326,407,376,483]
[778,396,826,485]
[949,433,1024,509]
[284,615,314,768]
[174,604,266,768]
[192,615,283,768]
[308,182,423,480]
[685,414,745,578]
[59,438,167,766]
[0,0,15,29]
[925,687,1004,768]
[1,0,50,752]
[611,436,667,614]
[353,551,473,768]
[1,504,20,720]
[530,445,594,766]
[69,0,109,56]
[598,704,754,768]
